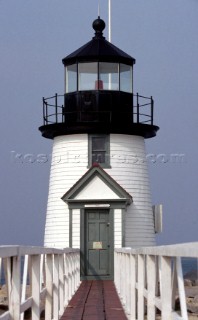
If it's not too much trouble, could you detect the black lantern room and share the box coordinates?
[39,17,159,139]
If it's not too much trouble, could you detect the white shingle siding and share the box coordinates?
[44,134,88,248]
[114,209,122,248]
[44,133,155,248]
[72,209,81,248]
[107,134,155,247]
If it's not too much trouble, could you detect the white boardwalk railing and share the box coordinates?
[0,246,80,320]
[115,242,198,320]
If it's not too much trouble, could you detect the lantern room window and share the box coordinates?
[99,63,119,90]
[65,62,133,93]
[65,64,77,93]
[120,64,132,93]
[78,63,98,91]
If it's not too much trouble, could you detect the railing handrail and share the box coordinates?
[0,245,79,257]
[115,241,198,258]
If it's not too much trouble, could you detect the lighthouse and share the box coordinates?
[39,17,159,279]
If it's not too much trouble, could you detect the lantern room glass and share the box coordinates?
[65,62,133,93]
[120,64,132,93]
[78,63,98,91]
[99,63,119,90]
[65,64,77,93]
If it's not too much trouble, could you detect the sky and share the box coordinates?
[0,0,198,246]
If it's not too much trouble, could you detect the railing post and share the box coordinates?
[120,252,125,304]
[137,93,139,123]
[132,93,134,123]
[64,252,69,306]
[7,256,21,320]
[114,251,118,292]
[125,252,131,316]
[147,255,156,320]
[129,253,136,320]
[31,254,41,320]
[62,105,64,123]
[151,96,154,125]
[176,257,188,319]
[42,97,45,125]
[161,256,172,320]
[55,93,58,123]
[71,253,75,295]
[53,254,59,320]
[59,253,64,316]
[74,252,78,292]
[137,254,144,320]
[77,251,80,289]
[45,254,53,320]
[68,254,72,301]
[21,255,29,320]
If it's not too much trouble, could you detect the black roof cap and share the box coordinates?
[62,17,136,66]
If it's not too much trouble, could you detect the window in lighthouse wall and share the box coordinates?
[88,134,110,168]
[78,62,98,91]
[65,64,77,93]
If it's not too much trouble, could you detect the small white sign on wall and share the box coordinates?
[93,242,103,249]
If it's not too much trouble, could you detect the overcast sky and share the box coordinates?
[0,0,198,246]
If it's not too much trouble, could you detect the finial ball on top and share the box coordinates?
[92,17,106,33]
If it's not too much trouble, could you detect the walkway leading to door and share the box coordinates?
[60,280,128,320]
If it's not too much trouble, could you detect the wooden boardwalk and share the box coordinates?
[60,280,127,320]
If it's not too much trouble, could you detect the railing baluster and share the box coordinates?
[161,256,172,320]
[55,93,58,123]
[176,257,188,320]
[7,256,21,320]
[147,255,156,320]
[42,98,45,125]
[62,105,64,123]
[138,254,145,320]
[130,253,136,320]
[64,253,69,306]
[21,255,28,320]
[151,96,154,125]
[53,254,59,320]
[137,93,139,123]
[31,255,40,320]
[45,254,53,320]
[59,254,64,316]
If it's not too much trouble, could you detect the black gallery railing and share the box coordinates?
[42,93,154,126]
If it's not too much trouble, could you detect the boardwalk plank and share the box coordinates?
[60,280,127,320]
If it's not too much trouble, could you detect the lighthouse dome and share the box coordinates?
[62,17,135,66]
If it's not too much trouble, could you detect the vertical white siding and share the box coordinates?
[44,133,155,248]
[72,209,81,248]
[114,209,122,248]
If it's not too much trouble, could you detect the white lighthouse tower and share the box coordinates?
[39,17,159,279]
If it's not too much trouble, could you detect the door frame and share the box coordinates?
[80,207,114,280]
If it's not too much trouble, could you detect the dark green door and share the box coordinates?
[85,209,110,276]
